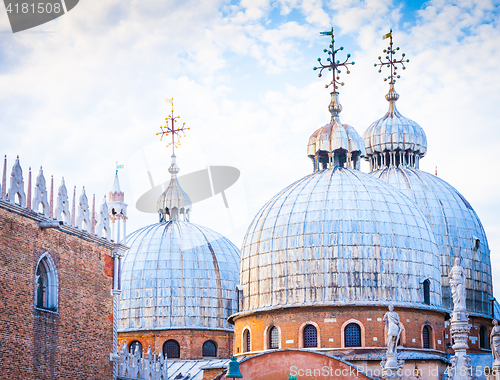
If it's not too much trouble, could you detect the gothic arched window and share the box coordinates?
[269,326,279,349]
[35,253,58,311]
[345,323,361,347]
[163,340,180,359]
[202,340,217,357]
[423,325,431,349]
[303,325,318,348]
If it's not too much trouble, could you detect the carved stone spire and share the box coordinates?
[71,186,76,226]
[96,196,111,239]
[26,167,32,210]
[91,194,96,234]
[55,177,71,223]
[32,167,49,216]
[49,175,54,218]
[77,187,90,231]
[1,155,6,199]
[8,156,26,207]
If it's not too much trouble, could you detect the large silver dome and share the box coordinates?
[239,167,442,313]
[371,167,493,316]
[119,221,240,332]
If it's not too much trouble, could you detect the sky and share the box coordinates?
[0,0,499,298]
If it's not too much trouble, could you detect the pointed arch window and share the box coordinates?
[35,253,58,311]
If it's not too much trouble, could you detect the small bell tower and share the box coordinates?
[108,165,127,242]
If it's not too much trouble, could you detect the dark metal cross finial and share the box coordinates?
[374,30,410,84]
[156,98,190,155]
[313,28,355,92]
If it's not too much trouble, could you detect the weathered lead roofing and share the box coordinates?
[362,84,427,169]
[371,167,493,316]
[239,167,442,313]
[119,221,240,332]
[308,93,365,171]
[157,155,192,222]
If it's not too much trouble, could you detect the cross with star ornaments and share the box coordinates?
[374,30,410,84]
[156,98,190,155]
[313,28,355,92]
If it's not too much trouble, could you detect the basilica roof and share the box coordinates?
[238,167,442,313]
[119,221,240,332]
[371,163,492,316]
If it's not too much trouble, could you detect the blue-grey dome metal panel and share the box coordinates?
[371,167,493,316]
[239,167,442,313]
[119,221,240,332]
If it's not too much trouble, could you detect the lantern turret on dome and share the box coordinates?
[155,98,191,222]
[362,30,427,171]
[308,28,365,171]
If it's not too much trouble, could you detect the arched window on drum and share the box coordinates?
[345,323,361,347]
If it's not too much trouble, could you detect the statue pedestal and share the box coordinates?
[381,353,404,380]
[448,313,476,380]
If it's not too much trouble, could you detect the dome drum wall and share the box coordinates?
[118,329,233,360]
[119,221,240,332]
[239,167,443,314]
[371,167,493,317]
[232,305,447,354]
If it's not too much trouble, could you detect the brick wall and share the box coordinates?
[233,305,447,354]
[118,328,233,360]
[0,203,114,380]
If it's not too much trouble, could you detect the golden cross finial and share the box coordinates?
[313,28,355,92]
[374,30,410,83]
[156,98,190,155]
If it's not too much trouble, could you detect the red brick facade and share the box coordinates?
[233,305,448,353]
[118,328,233,360]
[0,202,115,380]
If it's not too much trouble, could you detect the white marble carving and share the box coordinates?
[96,196,111,239]
[8,156,26,207]
[55,178,71,223]
[32,167,49,216]
[449,258,467,312]
[76,187,90,231]
[381,305,404,380]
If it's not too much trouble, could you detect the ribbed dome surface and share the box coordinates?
[239,167,442,313]
[119,221,240,332]
[371,167,493,316]
[362,85,427,157]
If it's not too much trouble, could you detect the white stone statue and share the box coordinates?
[449,257,466,312]
[491,319,500,366]
[384,305,403,355]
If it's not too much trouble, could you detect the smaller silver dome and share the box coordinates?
[363,84,427,171]
[157,154,191,222]
[120,221,240,332]
[308,92,365,171]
